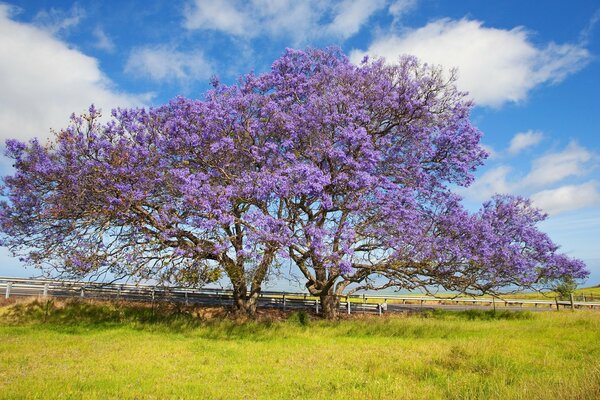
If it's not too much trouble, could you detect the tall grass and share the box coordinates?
[1,299,599,399]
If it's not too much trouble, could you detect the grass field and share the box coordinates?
[276,285,600,307]
[1,299,599,400]
[514,286,600,301]
[488,286,600,301]
[358,285,600,303]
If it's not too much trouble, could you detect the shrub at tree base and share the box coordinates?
[0,48,587,318]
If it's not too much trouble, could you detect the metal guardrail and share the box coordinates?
[1,276,598,313]
[360,293,600,310]
[0,277,387,315]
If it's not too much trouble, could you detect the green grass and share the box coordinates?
[361,285,600,303]
[515,286,600,301]
[1,299,599,400]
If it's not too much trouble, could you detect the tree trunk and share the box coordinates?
[224,246,275,319]
[232,284,259,318]
[320,291,340,319]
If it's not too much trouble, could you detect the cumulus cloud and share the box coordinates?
[508,130,543,155]
[0,4,149,142]
[349,19,590,107]
[183,0,386,43]
[531,181,600,215]
[523,142,596,187]
[125,46,213,83]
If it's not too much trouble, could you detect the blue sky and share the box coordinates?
[0,0,599,286]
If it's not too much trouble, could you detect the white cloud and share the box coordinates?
[32,4,85,35]
[349,18,590,107]
[463,141,600,215]
[389,0,417,21]
[461,165,513,201]
[183,0,386,43]
[325,0,387,38]
[183,0,247,35]
[531,181,600,215]
[0,4,149,142]
[523,142,596,187]
[508,130,543,155]
[92,27,114,52]
[125,46,213,83]
[579,7,600,46]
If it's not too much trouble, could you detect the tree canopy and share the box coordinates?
[0,48,587,317]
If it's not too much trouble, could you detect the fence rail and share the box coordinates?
[1,276,599,314]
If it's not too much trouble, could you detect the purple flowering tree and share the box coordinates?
[0,98,288,316]
[226,48,586,317]
[1,48,587,319]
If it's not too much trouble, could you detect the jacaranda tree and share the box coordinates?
[0,48,587,318]
[231,49,586,317]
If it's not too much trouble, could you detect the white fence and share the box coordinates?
[0,276,386,315]
[1,276,599,314]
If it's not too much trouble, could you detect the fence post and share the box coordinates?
[492,296,496,312]
[185,291,189,305]
[347,296,351,315]
[5,282,11,299]
[315,299,319,314]
[43,283,48,298]
[80,287,85,298]
[570,293,575,310]
[378,303,382,316]
[282,293,286,311]
[117,285,122,300]
[555,297,560,310]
